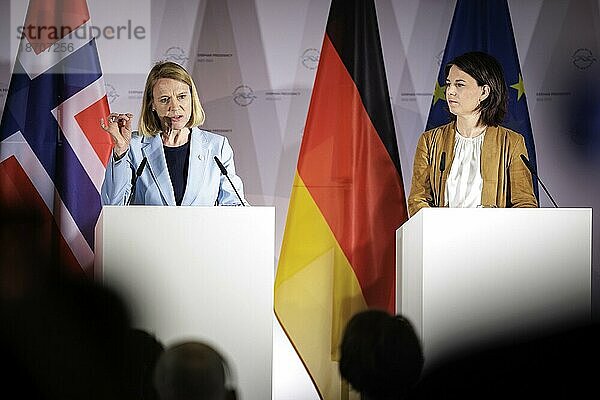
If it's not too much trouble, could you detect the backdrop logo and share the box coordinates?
[0,81,8,112]
[572,48,596,70]
[104,83,120,104]
[163,46,189,64]
[232,85,256,106]
[197,52,233,63]
[0,82,8,96]
[301,48,320,70]
[128,89,143,100]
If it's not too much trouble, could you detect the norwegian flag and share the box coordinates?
[0,0,113,274]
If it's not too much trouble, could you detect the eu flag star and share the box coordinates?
[510,74,526,101]
[432,80,446,106]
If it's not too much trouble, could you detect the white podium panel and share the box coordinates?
[95,206,275,400]
[396,208,592,367]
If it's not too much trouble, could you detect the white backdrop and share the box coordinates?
[2,1,599,399]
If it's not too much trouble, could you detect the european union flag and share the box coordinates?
[426,0,538,197]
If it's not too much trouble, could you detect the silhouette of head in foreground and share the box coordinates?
[339,309,424,399]
[154,341,237,400]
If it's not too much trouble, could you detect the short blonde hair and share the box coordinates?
[138,61,205,136]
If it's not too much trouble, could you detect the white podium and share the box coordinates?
[396,208,592,367]
[95,206,275,400]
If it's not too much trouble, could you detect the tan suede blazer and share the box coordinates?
[408,122,538,216]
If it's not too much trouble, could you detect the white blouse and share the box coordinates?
[445,131,485,208]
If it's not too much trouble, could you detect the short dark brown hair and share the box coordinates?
[445,51,508,126]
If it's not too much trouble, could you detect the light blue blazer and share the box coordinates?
[101,128,247,206]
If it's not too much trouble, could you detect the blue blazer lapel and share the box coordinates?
[182,128,210,205]
[142,134,176,206]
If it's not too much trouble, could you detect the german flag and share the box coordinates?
[274,0,408,398]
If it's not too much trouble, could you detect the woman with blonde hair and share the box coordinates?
[100,61,247,206]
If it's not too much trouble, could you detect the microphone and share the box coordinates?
[520,154,558,208]
[127,156,148,206]
[214,156,246,206]
[436,151,446,207]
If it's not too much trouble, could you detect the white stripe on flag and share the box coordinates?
[1,131,54,209]
[18,21,94,80]
[53,76,107,193]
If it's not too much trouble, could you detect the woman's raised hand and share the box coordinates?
[100,113,134,157]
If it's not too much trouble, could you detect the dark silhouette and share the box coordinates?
[124,329,165,400]
[0,205,132,400]
[339,309,424,400]
[413,320,599,399]
[154,341,237,400]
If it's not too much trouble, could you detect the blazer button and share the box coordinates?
[198,155,205,161]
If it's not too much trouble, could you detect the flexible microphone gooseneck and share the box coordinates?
[436,151,446,207]
[127,156,148,206]
[214,156,246,206]
[519,154,558,208]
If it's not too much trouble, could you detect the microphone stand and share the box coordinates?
[436,152,446,207]
[127,157,148,206]
[214,156,246,206]
[520,154,558,208]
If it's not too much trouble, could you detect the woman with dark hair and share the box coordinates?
[407,51,537,216]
